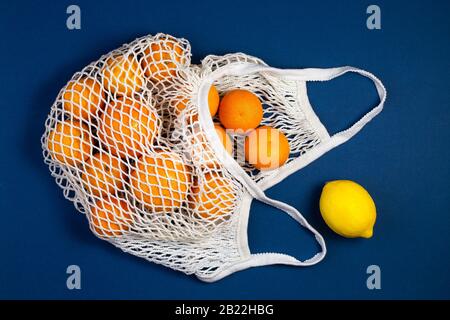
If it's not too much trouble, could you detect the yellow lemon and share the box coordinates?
[319,180,376,238]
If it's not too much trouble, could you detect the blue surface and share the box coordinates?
[0,0,449,299]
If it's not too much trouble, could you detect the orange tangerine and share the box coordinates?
[89,196,133,237]
[141,39,185,82]
[81,152,127,197]
[98,96,160,158]
[218,89,263,132]
[244,125,290,170]
[214,123,233,156]
[173,85,219,119]
[189,172,234,219]
[208,85,220,117]
[47,120,92,167]
[62,76,105,120]
[189,123,232,168]
[102,54,144,96]
[129,152,192,212]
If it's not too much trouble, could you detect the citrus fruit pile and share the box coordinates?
[44,34,293,240]
[217,89,291,171]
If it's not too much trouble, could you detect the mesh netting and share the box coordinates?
[199,54,322,184]
[41,33,323,278]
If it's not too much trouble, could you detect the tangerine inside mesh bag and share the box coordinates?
[42,33,386,281]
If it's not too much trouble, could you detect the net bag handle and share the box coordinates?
[197,192,327,282]
[258,65,387,191]
[296,66,387,143]
[196,62,386,281]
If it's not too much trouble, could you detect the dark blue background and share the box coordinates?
[1,0,449,299]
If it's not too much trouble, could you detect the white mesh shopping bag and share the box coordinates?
[41,33,386,282]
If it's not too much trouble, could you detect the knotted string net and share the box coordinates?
[42,33,323,278]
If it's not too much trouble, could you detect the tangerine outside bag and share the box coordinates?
[42,33,386,282]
